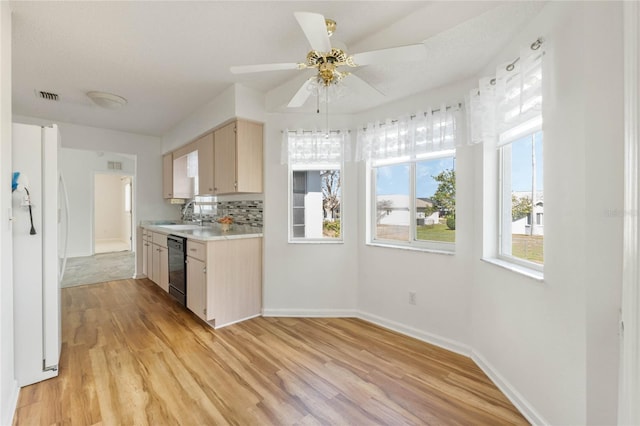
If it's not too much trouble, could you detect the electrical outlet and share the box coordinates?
[409,291,417,305]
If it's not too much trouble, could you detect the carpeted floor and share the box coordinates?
[61,251,135,288]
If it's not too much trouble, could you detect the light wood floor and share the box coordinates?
[14,278,528,425]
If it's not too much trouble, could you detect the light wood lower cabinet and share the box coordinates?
[151,244,169,292]
[186,237,262,328]
[141,228,169,292]
[186,256,207,321]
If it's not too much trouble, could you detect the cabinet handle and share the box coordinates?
[190,248,197,252]
[214,187,218,191]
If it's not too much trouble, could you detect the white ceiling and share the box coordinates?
[10,1,544,137]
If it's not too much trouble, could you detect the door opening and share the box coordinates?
[94,174,133,254]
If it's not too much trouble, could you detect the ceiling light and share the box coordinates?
[87,91,127,109]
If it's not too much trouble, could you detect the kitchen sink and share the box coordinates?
[159,224,205,230]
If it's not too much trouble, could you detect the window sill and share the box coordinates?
[481,257,544,282]
[289,239,343,244]
[366,242,454,256]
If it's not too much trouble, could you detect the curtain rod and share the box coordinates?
[282,129,351,134]
[360,102,462,132]
[488,37,544,86]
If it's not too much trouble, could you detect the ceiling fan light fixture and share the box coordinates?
[87,91,128,109]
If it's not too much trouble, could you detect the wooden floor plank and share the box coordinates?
[13,278,528,425]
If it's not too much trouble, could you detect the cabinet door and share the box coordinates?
[236,120,263,193]
[186,256,207,321]
[158,246,169,292]
[197,133,214,195]
[162,153,173,198]
[142,239,150,276]
[151,243,161,284]
[214,122,237,194]
[207,238,262,327]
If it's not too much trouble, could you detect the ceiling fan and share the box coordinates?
[230,12,427,108]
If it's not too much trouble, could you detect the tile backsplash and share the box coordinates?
[217,199,263,227]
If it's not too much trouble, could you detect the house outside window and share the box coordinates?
[372,153,456,249]
[357,105,461,253]
[284,130,348,243]
[499,131,543,267]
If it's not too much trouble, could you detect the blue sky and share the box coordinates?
[375,131,543,197]
[376,157,455,197]
[511,132,543,192]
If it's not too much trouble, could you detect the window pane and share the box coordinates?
[503,132,543,264]
[415,157,456,243]
[290,169,341,240]
[375,164,410,241]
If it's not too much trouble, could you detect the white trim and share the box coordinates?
[356,310,470,357]
[214,313,262,329]
[620,1,640,424]
[260,308,551,422]
[481,257,544,282]
[471,350,549,426]
[262,308,357,318]
[2,381,19,426]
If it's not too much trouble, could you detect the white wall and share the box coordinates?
[354,80,477,354]
[58,149,135,257]
[471,2,622,425]
[262,112,359,315]
[0,3,18,424]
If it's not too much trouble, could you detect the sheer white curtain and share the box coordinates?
[281,129,351,166]
[467,44,544,147]
[355,105,461,162]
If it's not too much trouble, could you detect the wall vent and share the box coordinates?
[36,91,59,101]
[108,161,123,170]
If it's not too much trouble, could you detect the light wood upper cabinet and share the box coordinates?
[214,120,263,195]
[167,119,263,198]
[214,122,237,194]
[236,120,263,193]
[162,153,173,199]
[196,133,214,195]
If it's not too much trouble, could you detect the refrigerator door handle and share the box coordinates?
[58,172,70,283]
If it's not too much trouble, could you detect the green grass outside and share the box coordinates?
[511,234,544,264]
[416,223,456,243]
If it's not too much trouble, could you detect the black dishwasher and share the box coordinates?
[167,235,187,306]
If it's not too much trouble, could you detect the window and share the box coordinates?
[499,131,543,267]
[283,130,348,242]
[372,152,456,250]
[290,168,341,240]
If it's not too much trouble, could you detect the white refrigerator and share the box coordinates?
[12,123,69,386]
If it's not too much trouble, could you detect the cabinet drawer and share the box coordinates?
[152,232,167,248]
[142,229,151,241]
[186,240,206,261]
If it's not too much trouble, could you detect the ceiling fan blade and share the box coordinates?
[294,12,332,53]
[287,79,314,108]
[351,43,427,66]
[348,74,385,97]
[230,63,300,74]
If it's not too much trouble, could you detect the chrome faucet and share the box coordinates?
[181,199,197,222]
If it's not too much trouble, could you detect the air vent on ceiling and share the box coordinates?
[108,161,123,170]
[36,91,59,101]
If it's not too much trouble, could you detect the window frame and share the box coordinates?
[287,161,344,244]
[368,150,456,253]
[497,130,544,272]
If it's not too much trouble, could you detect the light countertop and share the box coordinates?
[141,221,263,242]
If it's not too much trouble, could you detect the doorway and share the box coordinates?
[94,174,133,254]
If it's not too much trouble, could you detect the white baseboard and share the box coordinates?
[132,273,147,279]
[262,308,357,318]
[471,350,548,426]
[3,379,19,426]
[215,313,262,329]
[260,308,544,423]
[356,310,471,357]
